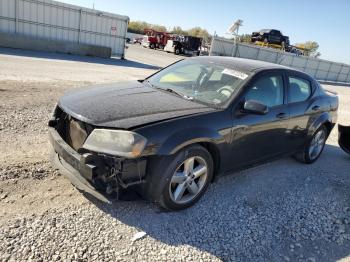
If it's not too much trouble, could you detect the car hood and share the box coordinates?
[58,81,215,129]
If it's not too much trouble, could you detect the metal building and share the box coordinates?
[0,0,129,57]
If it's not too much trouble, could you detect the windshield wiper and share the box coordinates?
[165,88,194,100]
[152,86,193,100]
[165,88,184,97]
[146,80,194,100]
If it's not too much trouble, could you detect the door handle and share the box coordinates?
[312,105,320,111]
[276,113,287,119]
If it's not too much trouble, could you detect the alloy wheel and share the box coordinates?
[169,156,208,204]
[309,129,326,160]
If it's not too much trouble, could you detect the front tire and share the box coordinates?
[295,125,327,164]
[145,145,213,211]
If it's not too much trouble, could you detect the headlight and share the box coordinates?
[83,129,147,158]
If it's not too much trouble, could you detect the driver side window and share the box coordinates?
[245,75,284,107]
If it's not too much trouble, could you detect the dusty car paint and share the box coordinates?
[58,81,215,129]
[49,57,339,202]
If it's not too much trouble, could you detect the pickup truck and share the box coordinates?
[251,29,290,47]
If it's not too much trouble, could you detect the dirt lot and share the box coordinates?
[1,45,350,261]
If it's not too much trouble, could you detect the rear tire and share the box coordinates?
[144,145,213,211]
[175,48,180,55]
[295,125,327,164]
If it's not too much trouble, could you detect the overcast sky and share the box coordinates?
[61,0,350,64]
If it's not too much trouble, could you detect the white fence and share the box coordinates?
[0,0,129,56]
[210,37,350,83]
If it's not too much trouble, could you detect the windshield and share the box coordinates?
[147,59,250,106]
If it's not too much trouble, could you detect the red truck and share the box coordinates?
[142,29,172,49]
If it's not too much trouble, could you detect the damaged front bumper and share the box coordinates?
[49,127,147,203]
[338,124,350,155]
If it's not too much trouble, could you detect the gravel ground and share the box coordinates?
[0,45,350,261]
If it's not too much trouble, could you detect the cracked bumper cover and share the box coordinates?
[49,127,147,203]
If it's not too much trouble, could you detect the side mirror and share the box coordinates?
[243,100,268,115]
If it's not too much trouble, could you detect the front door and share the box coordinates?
[229,72,290,169]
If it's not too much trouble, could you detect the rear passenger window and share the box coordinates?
[288,77,311,103]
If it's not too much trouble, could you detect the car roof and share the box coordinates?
[191,56,299,74]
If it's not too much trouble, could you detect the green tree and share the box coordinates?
[170,26,188,35]
[295,41,321,58]
[128,21,167,34]
[127,21,212,44]
[187,27,211,43]
[151,24,167,32]
[128,21,148,34]
[239,34,252,43]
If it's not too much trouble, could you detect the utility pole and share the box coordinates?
[226,19,243,44]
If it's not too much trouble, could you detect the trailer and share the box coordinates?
[0,0,129,58]
[164,35,202,56]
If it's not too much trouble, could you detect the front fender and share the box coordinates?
[157,127,225,155]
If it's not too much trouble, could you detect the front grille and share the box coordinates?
[55,107,94,151]
[68,118,88,151]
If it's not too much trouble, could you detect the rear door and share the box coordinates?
[286,72,319,151]
[229,71,290,168]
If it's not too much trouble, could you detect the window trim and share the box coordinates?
[286,74,313,104]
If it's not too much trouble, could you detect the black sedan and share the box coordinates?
[49,57,338,210]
